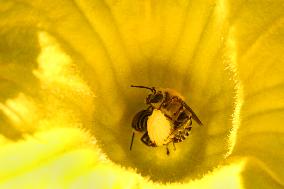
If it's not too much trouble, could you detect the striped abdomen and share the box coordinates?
[132,109,152,132]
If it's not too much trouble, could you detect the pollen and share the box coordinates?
[147,109,172,146]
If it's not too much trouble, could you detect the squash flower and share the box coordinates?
[0,0,283,188]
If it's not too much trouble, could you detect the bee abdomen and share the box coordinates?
[132,109,152,132]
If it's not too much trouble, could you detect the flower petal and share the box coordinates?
[227,0,284,187]
[2,0,283,188]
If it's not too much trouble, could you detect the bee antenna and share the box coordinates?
[130,132,135,151]
[130,85,156,93]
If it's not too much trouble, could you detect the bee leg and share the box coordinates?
[129,132,135,151]
[172,142,176,151]
[141,132,157,147]
[166,146,170,156]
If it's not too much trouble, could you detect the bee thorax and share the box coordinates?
[147,109,172,146]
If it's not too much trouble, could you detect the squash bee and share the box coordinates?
[130,85,203,155]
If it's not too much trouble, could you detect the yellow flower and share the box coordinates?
[0,0,283,188]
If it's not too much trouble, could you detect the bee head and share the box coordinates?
[131,85,164,106]
[146,91,164,105]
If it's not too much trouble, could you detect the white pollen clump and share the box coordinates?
[147,109,172,146]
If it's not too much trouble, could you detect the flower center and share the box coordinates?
[90,61,237,182]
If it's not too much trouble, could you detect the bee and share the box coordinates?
[129,85,203,155]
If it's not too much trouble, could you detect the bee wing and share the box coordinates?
[182,102,203,126]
